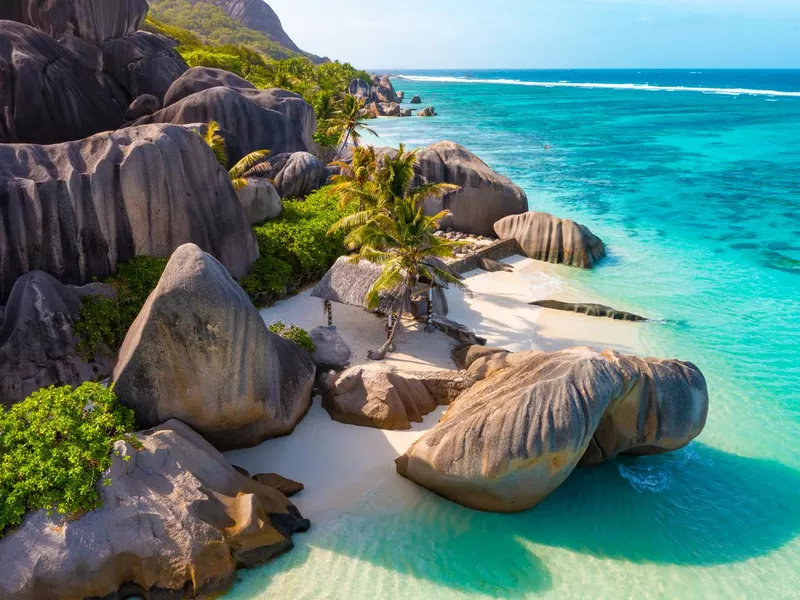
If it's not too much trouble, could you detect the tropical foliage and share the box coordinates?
[201,120,272,188]
[0,383,138,538]
[328,146,464,359]
[268,321,316,354]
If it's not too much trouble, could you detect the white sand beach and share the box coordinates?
[225,255,648,524]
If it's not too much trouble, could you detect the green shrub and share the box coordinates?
[241,187,348,306]
[75,257,168,358]
[268,321,316,354]
[0,383,138,538]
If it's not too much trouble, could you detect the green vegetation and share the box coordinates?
[241,187,348,307]
[75,257,168,359]
[268,321,316,354]
[328,145,464,359]
[201,120,272,184]
[0,383,137,538]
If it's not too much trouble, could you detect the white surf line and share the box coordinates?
[395,75,800,98]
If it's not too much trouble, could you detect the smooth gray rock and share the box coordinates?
[113,244,316,450]
[530,300,647,322]
[102,31,189,102]
[0,21,125,143]
[163,66,256,107]
[237,179,282,224]
[0,419,310,600]
[267,152,329,198]
[478,258,514,272]
[0,123,258,302]
[0,0,148,44]
[310,326,352,372]
[348,78,371,98]
[0,271,113,407]
[125,93,160,120]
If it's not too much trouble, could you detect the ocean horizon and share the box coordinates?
[227,68,800,599]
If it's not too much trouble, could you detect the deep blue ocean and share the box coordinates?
[229,70,800,598]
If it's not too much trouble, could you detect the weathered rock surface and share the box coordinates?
[102,31,189,102]
[410,95,422,104]
[113,244,315,450]
[324,365,475,430]
[310,326,352,372]
[451,343,509,370]
[125,93,160,120]
[371,74,400,103]
[163,66,255,107]
[478,258,514,272]
[0,271,113,407]
[136,87,314,159]
[0,21,125,144]
[0,123,258,302]
[0,419,310,600]
[397,347,709,512]
[0,0,148,44]
[417,107,437,117]
[399,108,413,117]
[237,179,282,224]
[252,473,305,497]
[378,102,401,116]
[415,142,528,236]
[348,78,371,98]
[531,300,647,322]
[494,211,606,268]
[268,151,329,198]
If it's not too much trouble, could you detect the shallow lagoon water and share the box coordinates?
[227,71,800,599]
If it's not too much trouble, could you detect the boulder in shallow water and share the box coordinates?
[417,107,437,117]
[410,95,422,104]
[494,211,606,268]
[530,299,647,321]
[0,419,310,600]
[0,272,113,407]
[397,347,709,512]
[323,366,475,430]
[113,244,316,450]
[0,123,258,302]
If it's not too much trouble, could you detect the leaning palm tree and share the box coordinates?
[328,145,378,211]
[331,95,377,157]
[329,146,462,360]
[200,121,272,191]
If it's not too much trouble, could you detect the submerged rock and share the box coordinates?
[417,107,437,117]
[494,211,606,268]
[410,95,422,104]
[113,244,315,450]
[0,419,310,600]
[323,366,474,430]
[531,299,647,321]
[397,347,709,512]
[0,272,113,407]
[0,123,258,302]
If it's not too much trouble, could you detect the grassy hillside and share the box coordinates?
[147,0,315,62]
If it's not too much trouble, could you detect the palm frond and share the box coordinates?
[229,150,270,180]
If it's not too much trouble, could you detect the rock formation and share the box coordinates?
[323,366,475,430]
[478,258,514,272]
[371,74,400,103]
[237,179,282,224]
[417,107,437,117]
[415,142,528,236]
[267,152,329,198]
[0,420,310,600]
[252,473,305,497]
[348,78,371,99]
[494,211,606,268]
[125,93,160,120]
[163,66,256,107]
[310,326,352,372]
[451,343,509,370]
[112,244,315,450]
[0,272,113,407]
[397,347,709,512]
[0,123,258,302]
[410,95,422,104]
[531,300,647,322]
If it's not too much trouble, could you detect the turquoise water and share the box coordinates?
[229,71,800,598]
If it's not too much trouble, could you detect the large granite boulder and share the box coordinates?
[417,107,437,117]
[0,123,258,302]
[163,66,256,107]
[397,347,709,512]
[309,326,352,372]
[530,299,647,321]
[323,366,474,430]
[113,244,316,450]
[237,179,282,224]
[102,31,189,102]
[415,142,528,236]
[0,272,113,407]
[124,93,160,120]
[268,152,329,198]
[348,78,371,99]
[136,87,314,160]
[0,419,310,600]
[0,21,125,144]
[494,211,606,268]
[371,74,400,103]
[0,0,148,44]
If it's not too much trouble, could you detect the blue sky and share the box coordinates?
[267,0,800,69]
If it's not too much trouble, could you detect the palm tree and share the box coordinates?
[329,146,462,360]
[328,145,378,211]
[200,121,272,191]
[330,95,377,157]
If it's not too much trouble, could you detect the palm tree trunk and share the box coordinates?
[335,130,352,160]
[369,287,410,360]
